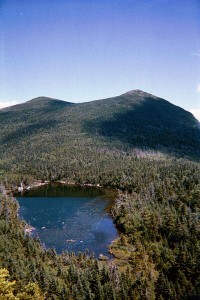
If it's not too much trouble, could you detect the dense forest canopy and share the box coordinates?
[0,90,200,299]
[0,90,199,182]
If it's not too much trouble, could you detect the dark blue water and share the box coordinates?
[17,184,118,256]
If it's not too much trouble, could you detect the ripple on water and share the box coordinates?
[17,185,118,256]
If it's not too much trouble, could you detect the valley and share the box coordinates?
[0,90,199,299]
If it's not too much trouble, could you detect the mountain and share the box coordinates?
[0,90,199,180]
[1,90,200,300]
[81,90,200,151]
[1,96,74,112]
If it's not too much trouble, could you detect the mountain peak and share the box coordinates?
[121,89,156,98]
[27,96,66,103]
[0,90,199,161]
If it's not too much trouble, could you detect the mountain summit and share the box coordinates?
[0,90,199,177]
[121,89,156,98]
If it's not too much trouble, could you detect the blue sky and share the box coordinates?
[0,0,200,119]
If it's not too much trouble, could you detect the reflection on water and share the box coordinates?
[17,184,118,256]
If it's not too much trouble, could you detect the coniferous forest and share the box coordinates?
[0,91,200,299]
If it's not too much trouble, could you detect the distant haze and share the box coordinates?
[190,108,200,121]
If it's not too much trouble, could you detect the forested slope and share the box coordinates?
[0,90,200,299]
[0,157,200,299]
[0,90,199,184]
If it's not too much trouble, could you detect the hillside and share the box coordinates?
[0,90,199,182]
[82,90,200,152]
[0,90,200,299]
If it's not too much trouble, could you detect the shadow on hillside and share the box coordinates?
[1,119,58,144]
[41,100,74,114]
[82,97,200,160]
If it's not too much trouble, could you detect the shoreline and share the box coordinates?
[7,179,121,261]
[8,179,105,195]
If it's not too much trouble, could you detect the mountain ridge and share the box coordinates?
[0,89,199,300]
[1,96,74,113]
[1,90,199,125]
[0,89,199,180]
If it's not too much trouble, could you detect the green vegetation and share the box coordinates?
[0,90,199,184]
[0,90,200,299]
[111,159,200,299]
[0,268,44,299]
[0,189,131,299]
[1,156,199,299]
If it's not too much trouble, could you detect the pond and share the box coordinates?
[16,184,118,257]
